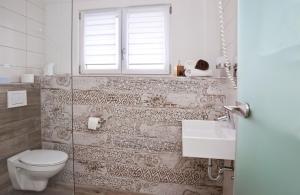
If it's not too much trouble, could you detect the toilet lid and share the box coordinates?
[20,150,68,167]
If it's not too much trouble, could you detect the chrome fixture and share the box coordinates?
[217,107,231,121]
[217,115,230,121]
[215,60,236,70]
[217,107,237,128]
[224,101,251,118]
[208,158,234,182]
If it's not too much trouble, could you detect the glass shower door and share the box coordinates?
[235,0,300,194]
[40,0,74,194]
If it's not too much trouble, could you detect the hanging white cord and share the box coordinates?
[218,0,237,88]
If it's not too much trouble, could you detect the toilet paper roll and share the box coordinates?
[88,117,100,130]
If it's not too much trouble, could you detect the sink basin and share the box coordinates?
[182,120,236,160]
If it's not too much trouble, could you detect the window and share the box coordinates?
[80,5,170,75]
[80,9,121,74]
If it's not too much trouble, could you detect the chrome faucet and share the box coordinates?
[217,114,231,121]
[217,107,235,129]
[224,102,250,118]
[217,101,250,129]
[217,109,231,122]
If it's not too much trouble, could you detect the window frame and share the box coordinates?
[79,5,171,75]
[122,5,171,75]
[79,8,122,75]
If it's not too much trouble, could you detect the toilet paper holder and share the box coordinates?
[88,117,101,130]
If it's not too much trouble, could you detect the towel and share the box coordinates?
[186,69,213,77]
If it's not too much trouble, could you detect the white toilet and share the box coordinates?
[7,149,68,192]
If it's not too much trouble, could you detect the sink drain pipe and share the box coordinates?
[208,158,234,182]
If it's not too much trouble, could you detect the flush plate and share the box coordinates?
[7,90,27,108]
[182,120,236,160]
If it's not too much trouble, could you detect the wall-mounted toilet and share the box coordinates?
[7,150,68,192]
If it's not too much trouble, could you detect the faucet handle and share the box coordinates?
[217,115,229,121]
[224,101,250,118]
[217,107,231,121]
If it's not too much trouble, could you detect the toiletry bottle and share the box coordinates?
[176,60,185,77]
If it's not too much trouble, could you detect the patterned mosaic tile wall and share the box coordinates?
[41,75,228,195]
[40,75,73,188]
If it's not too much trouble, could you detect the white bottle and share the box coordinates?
[44,63,55,76]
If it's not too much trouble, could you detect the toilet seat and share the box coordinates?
[19,150,68,167]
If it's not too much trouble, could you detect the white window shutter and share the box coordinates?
[122,5,170,74]
[80,9,121,74]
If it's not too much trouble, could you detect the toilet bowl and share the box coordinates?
[7,150,68,192]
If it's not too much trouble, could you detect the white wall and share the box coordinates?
[42,0,237,76]
[224,0,237,63]
[72,0,222,76]
[0,0,45,82]
[45,0,72,75]
[0,0,236,79]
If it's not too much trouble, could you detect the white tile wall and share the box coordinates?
[27,52,45,68]
[27,36,44,54]
[0,27,26,49]
[28,0,45,9]
[27,2,45,24]
[0,47,26,67]
[0,0,45,82]
[0,0,26,16]
[27,19,45,38]
[0,7,26,32]
[45,0,72,74]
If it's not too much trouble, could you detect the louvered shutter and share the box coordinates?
[80,9,121,74]
[122,5,170,74]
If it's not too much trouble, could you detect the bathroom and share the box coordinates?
[0,0,299,195]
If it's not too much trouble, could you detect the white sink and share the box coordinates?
[182,120,236,160]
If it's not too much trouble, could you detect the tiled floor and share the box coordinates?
[0,183,73,195]
[0,184,148,195]
[75,185,149,195]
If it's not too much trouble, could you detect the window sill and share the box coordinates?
[73,74,218,80]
